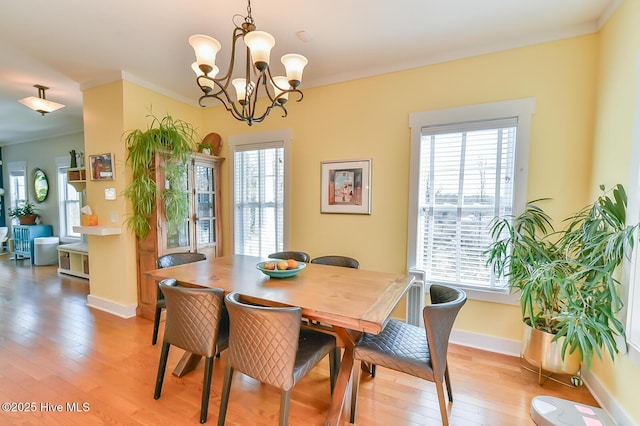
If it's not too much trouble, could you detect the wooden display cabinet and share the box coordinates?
[136,152,223,319]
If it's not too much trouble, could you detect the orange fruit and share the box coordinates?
[287,259,298,269]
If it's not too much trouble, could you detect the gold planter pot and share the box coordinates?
[521,321,581,376]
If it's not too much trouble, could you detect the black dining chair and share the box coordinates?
[310,255,360,269]
[154,279,229,424]
[152,252,207,345]
[218,292,337,426]
[310,254,362,375]
[349,284,467,426]
[268,250,311,263]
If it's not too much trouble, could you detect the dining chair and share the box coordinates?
[218,292,337,426]
[349,284,467,426]
[310,254,361,375]
[152,252,207,345]
[310,255,359,269]
[154,279,229,424]
[268,250,311,263]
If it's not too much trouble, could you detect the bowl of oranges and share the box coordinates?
[257,258,306,278]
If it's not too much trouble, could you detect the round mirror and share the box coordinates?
[34,168,49,202]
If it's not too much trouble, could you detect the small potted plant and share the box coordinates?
[198,133,222,156]
[8,201,38,225]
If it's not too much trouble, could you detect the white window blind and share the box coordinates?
[417,118,517,290]
[56,156,81,240]
[233,144,284,257]
[7,161,26,211]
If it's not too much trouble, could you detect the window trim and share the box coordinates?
[7,160,27,212]
[55,156,82,242]
[228,129,292,256]
[407,98,536,304]
[624,51,640,367]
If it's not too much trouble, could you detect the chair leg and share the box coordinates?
[217,366,234,426]
[360,361,376,377]
[329,347,339,394]
[200,357,214,424]
[152,307,162,345]
[444,363,453,402]
[349,359,362,424]
[333,347,341,378]
[279,390,291,426]
[434,380,450,426]
[154,343,170,399]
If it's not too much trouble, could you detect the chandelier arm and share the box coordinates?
[263,68,278,103]
[198,92,247,123]
[289,89,304,102]
[197,76,251,123]
[214,27,246,86]
[199,91,247,122]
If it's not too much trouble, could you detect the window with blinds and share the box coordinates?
[408,99,534,299]
[416,119,517,291]
[54,157,81,240]
[7,161,26,211]
[233,144,285,257]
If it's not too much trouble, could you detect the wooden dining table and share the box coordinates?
[145,254,414,426]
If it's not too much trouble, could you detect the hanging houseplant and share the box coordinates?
[486,184,639,370]
[124,113,197,239]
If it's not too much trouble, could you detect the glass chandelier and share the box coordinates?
[189,0,308,126]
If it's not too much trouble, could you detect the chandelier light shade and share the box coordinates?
[189,0,308,125]
[18,84,65,116]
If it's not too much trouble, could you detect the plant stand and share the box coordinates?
[521,357,583,388]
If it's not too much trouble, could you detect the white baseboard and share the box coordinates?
[451,329,521,357]
[86,294,137,318]
[452,329,635,425]
[581,369,634,426]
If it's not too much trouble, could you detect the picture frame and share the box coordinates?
[321,159,372,214]
[89,153,115,181]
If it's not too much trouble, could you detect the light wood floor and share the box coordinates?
[0,254,599,425]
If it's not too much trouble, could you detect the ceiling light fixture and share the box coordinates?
[189,0,308,126]
[18,84,66,116]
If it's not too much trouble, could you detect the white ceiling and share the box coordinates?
[0,0,620,146]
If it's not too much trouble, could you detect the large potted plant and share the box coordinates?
[8,201,38,225]
[486,184,638,374]
[124,113,197,239]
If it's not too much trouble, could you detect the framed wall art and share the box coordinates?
[89,153,115,181]
[320,159,372,214]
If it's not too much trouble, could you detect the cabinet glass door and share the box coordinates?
[164,160,191,251]
[194,163,216,246]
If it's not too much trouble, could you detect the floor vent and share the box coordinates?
[406,269,426,327]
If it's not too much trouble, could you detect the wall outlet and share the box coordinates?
[111,212,118,223]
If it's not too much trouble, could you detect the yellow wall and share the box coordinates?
[589,1,640,423]
[83,81,135,307]
[82,80,206,309]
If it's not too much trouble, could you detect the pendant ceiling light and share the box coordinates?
[18,84,65,116]
[189,0,308,126]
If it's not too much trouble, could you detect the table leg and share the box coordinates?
[325,327,360,426]
[172,351,202,377]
